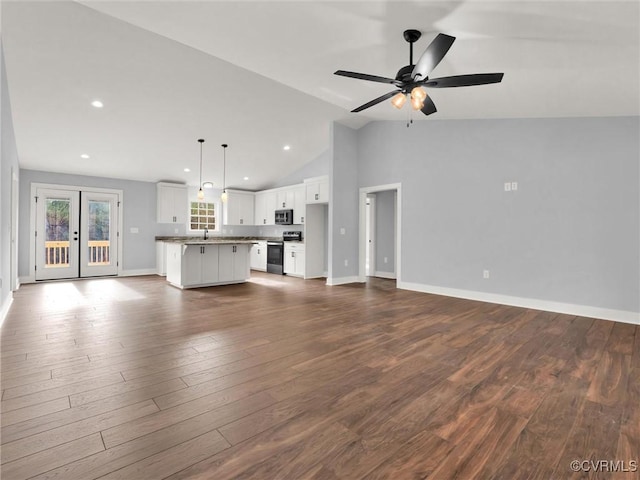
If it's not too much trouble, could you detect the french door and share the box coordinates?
[35,187,120,280]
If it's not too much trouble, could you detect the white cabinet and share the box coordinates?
[218,244,250,282]
[157,183,188,223]
[284,243,305,278]
[254,191,276,226]
[223,190,255,226]
[276,189,295,210]
[166,243,219,287]
[250,241,267,271]
[305,176,329,204]
[156,241,167,276]
[292,185,306,225]
[166,242,251,289]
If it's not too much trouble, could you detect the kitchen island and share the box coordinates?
[164,239,256,289]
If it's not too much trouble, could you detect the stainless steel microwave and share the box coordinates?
[275,209,293,225]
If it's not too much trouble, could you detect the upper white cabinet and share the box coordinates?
[254,191,276,226]
[305,176,329,204]
[276,189,295,210]
[223,190,255,226]
[157,182,188,223]
[292,185,306,225]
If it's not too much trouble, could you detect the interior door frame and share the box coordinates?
[11,168,20,291]
[365,194,376,277]
[29,183,123,282]
[358,183,401,283]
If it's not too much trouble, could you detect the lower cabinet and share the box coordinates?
[156,241,167,276]
[166,243,250,288]
[284,243,305,278]
[218,244,250,282]
[250,241,267,271]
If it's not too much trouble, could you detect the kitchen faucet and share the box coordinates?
[204,228,209,240]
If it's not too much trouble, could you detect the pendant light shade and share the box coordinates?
[197,139,205,200]
[221,144,228,203]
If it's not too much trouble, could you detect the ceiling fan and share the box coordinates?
[334,30,504,116]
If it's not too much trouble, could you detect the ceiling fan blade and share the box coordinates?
[425,73,504,88]
[411,33,456,80]
[421,95,437,116]
[334,70,401,86]
[351,90,401,113]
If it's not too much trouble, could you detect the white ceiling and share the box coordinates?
[3,1,638,190]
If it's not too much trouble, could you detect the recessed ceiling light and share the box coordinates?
[80,154,90,159]
[283,145,291,151]
[91,100,103,108]
[183,168,190,172]
[243,176,249,181]
[203,182,214,189]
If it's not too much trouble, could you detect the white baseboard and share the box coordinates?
[374,271,397,280]
[326,276,362,286]
[120,268,158,277]
[0,292,14,329]
[20,269,157,283]
[397,281,640,325]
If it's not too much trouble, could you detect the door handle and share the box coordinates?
[315,193,319,200]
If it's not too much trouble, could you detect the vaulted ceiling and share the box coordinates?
[3,1,638,190]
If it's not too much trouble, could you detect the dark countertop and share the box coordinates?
[155,236,282,242]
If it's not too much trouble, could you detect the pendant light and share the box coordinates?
[220,144,228,203]
[197,138,205,201]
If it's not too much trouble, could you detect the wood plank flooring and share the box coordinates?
[1,273,638,479]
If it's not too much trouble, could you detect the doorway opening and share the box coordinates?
[359,184,400,284]
[30,184,123,281]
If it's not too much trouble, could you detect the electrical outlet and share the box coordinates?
[344,259,348,267]
[384,257,388,263]
[511,181,518,191]
[130,227,139,234]
[174,228,179,233]
[340,228,346,235]
[504,183,511,192]
[483,270,490,279]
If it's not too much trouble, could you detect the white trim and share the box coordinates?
[0,293,14,329]
[359,183,401,283]
[326,276,362,286]
[374,271,397,280]
[19,276,35,285]
[303,175,329,184]
[397,281,640,325]
[119,269,158,277]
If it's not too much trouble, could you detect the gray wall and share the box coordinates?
[355,116,639,313]
[1,41,20,312]
[19,169,158,276]
[375,190,395,275]
[329,122,359,280]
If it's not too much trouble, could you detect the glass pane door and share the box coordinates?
[35,189,80,280]
[80,192,119,277]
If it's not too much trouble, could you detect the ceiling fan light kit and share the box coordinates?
[334,29,504,118]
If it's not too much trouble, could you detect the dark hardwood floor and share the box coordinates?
[1,273,638,479]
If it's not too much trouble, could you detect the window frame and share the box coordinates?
[187,199,218,233]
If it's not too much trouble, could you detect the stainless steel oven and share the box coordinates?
[266,241,284,274]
